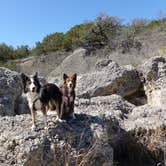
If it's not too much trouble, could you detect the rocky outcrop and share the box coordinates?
[0,68,23,116]
[76,60,141,98]
[49,49,89,76]
[124,104,166,130]
[17,51,69,77]
[139,56,166,107]
[76,94,135,124]
[47,48,108,84]
[76,95,165,166]
[3,89,164,166]
[0,56,166,166]
[0,113,113,166]
[121,104,166,166]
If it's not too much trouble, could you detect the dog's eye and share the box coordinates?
[28,80,31,84]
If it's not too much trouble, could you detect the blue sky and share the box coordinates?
[0,0,166,48]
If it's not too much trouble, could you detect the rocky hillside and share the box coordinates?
[0,56,166,166]
[13,18,166,77]
[16,39,166,79]
[2,16,166,77]
[15,51,70,77]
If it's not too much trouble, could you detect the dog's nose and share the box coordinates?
[69,83,72,87]
[32,87,35,92]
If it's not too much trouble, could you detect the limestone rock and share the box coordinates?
[124,104,166,130]
[0,113,113,166]
[139,56,166,107]
[0,68,22,116]
[76,95,165,165]
[48,48,89,78]
[76,94,135,124]
[76,60,141,98]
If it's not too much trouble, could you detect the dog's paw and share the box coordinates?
[59,119,66,123]
[72,113,76,120]
[44,125,49,130]
[56,117,66,123]
[31,124,37,131]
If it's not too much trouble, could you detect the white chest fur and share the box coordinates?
[26,92,39,109]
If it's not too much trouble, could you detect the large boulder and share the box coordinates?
[0,92,164,166]
[1,55,165,166]
[139,56,166,107]
[0,113,113,166]
[76,94,135,124]
[0,68,23,116]
[76,60,141,98]
[121,104,166,166]
[47,48,107,84]
[124,104,166,130]
[48,48,90,84]
[76,95,165,165]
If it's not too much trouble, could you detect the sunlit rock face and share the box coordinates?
[139,56,166,107]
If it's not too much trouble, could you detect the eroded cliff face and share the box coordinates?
[139,56,166,108]
[0,56,165,166]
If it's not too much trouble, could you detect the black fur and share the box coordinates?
[21,73,30,93]
[39,83,63,118]
[20,73,64,129]
[33,73,41,93]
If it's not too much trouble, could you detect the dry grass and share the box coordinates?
[113,125,166,166]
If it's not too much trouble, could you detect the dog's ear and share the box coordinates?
[33,72,41,93]
[63,73,68,81]
[21,73,28,93]
[34,72,38,79]
[72,73,77,82]
[21,73,28,82]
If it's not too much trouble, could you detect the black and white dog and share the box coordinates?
[21,72,63,131]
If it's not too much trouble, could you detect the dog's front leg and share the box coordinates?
[43,114,48,130]
[28,100,37,131]
[70,102,76,120]
[31,108,37,131]
[42,105,48,130]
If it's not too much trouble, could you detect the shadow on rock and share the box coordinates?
[24,113,113,166]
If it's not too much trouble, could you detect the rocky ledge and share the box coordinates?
[0,56,166,166]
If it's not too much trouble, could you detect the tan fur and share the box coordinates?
[31,107,36,127]
[61,73,77,119]
[48,99,57,110]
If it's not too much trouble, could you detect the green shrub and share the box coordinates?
[0,60,17,70]
[1,14,166,60]
[0,43,14,61]
[64,23,93,50]
[14,45,30,59]
[147,20,161,29]
[42,32,65,52]
[84,13,121,50]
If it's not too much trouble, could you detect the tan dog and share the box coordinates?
[60,73,77,120]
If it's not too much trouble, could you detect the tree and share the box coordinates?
[0,43,14,61]
[84,13,121,50]
[14,45,30,58]
[64,23,93,50]
[30,41,46,56]
[118,25,142,53]
[42,32,64,52]
[131,18,148,34]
